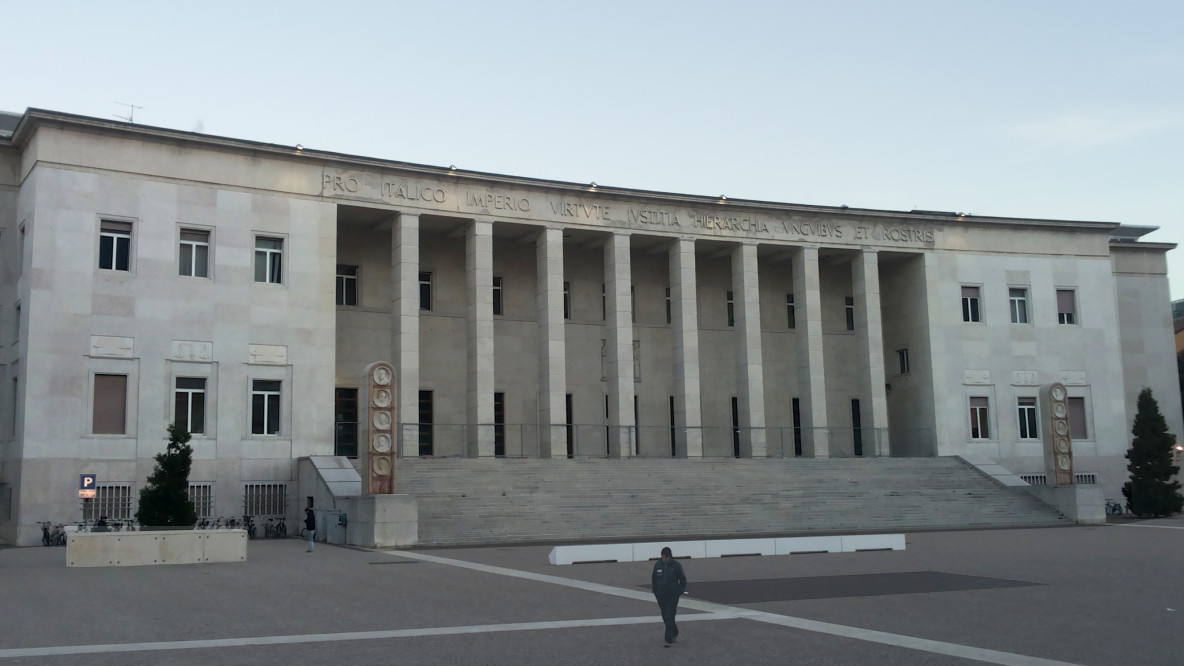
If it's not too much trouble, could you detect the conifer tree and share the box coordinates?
[1122,388,1183,517]
[136,424,197,528]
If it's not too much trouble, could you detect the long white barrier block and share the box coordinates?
[549,534,904,565]
[67,530,248,567]
[840,533,905,552]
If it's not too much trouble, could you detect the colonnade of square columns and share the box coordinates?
[390,212,890,458]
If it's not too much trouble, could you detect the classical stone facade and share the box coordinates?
[0,108,1179,545]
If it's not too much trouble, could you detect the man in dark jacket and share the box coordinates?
[304,508,316,552]
[651,546,687,646]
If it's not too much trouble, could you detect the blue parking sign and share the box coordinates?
[79,474,96,498]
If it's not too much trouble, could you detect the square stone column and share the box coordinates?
[392,213,420,455]
[853,249,890,456]
[793,245,829,457]
[467,220,495,457]
[669,238,703,458]
[604,233,635,458]
[537,228,567,458]
[733,243,766,457]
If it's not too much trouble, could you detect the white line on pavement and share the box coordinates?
[1112,523,1184,530]
[385,549,1085,666]
[0,614,736,659]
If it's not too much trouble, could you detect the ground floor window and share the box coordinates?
[84,484,133,521]
[243,482,287,517]
[188,482,214,519]
[969,397,990,439]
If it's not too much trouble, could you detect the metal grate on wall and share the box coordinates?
[1019,474,1047,485]
[187,483,214,519]
[243,482,287,517]
[84,484,134,521]
[1074,473,1098,484]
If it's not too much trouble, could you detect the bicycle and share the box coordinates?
[264,517,276,539]
[1105,499,1127,516]
[243,515,257,539]
[274,515,287,538]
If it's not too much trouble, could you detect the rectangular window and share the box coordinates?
[1009,288,1029,324]
[179,229,210,278]
[84,484,133,521]
[418,390,433,456]
[845,296,855,331]
[1017,397,1039,439]
[727,291,735,327]
[188,483,214,519]
[174,377,206,435]
[565,393,573,458]
[251,380,281,436]
[494,391,505,456]
[563,282,571,320]
[731,397,740,457]
[99,220,132,271]
[11,376,19,438]
[601,283,606,321]
[851,398,863,456]
[633,340,642,381]
[961,286,981,322]
[969,397,990,439]
[633,394,640,456]
[12,302,19,343]
[336,265,358,306]
[787,293,796,329]
[630,285,637,324]
[93,374,128,435]
[335,388,358,458]
[792,397,802,456]
[419,272,432,311]
[665,288,672,325]
[1057,289,1076,325]
[493,276,503,316]
[897,349,910,374]
[254,237,283,284]
[1068,397,1088,439]
[243,482,287,516]
[669,395,676,457]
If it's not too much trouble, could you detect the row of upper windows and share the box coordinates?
[339,267,853,331]
[92,374,282,437]
[967,394,1090,441]
[99,221,285,284]
[961,285,1078,325]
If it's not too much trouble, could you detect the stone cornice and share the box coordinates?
[7,107,1128,235]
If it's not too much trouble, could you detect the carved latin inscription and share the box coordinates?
[91,336,133,358]
[248,344,287,365]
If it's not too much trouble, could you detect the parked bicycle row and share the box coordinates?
[40,517,139,545]
[41,514,290,543]
[195,515,288,539]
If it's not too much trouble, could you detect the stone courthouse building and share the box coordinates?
[0,108,1179,546]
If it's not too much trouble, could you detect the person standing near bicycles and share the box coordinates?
[303,508,316,552]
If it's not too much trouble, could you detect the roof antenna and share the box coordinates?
[113,102,143,123]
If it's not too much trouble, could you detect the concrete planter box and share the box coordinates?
[66,530,248,567]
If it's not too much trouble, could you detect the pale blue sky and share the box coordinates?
[4,1,1183,295]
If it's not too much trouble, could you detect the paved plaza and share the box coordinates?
[1,519,1181,665]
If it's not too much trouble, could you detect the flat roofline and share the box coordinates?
[5,108,1130,232]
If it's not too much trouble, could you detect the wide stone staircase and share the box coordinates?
[392,456,1067,546]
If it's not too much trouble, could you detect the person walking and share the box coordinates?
[651,546,687,647]
[303,508,316,552]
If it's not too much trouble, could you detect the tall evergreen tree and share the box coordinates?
[136,424,197,528]
[1122,388,1183,517]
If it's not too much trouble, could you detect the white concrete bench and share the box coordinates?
[67,529,248,567]
[548,534,904,565]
